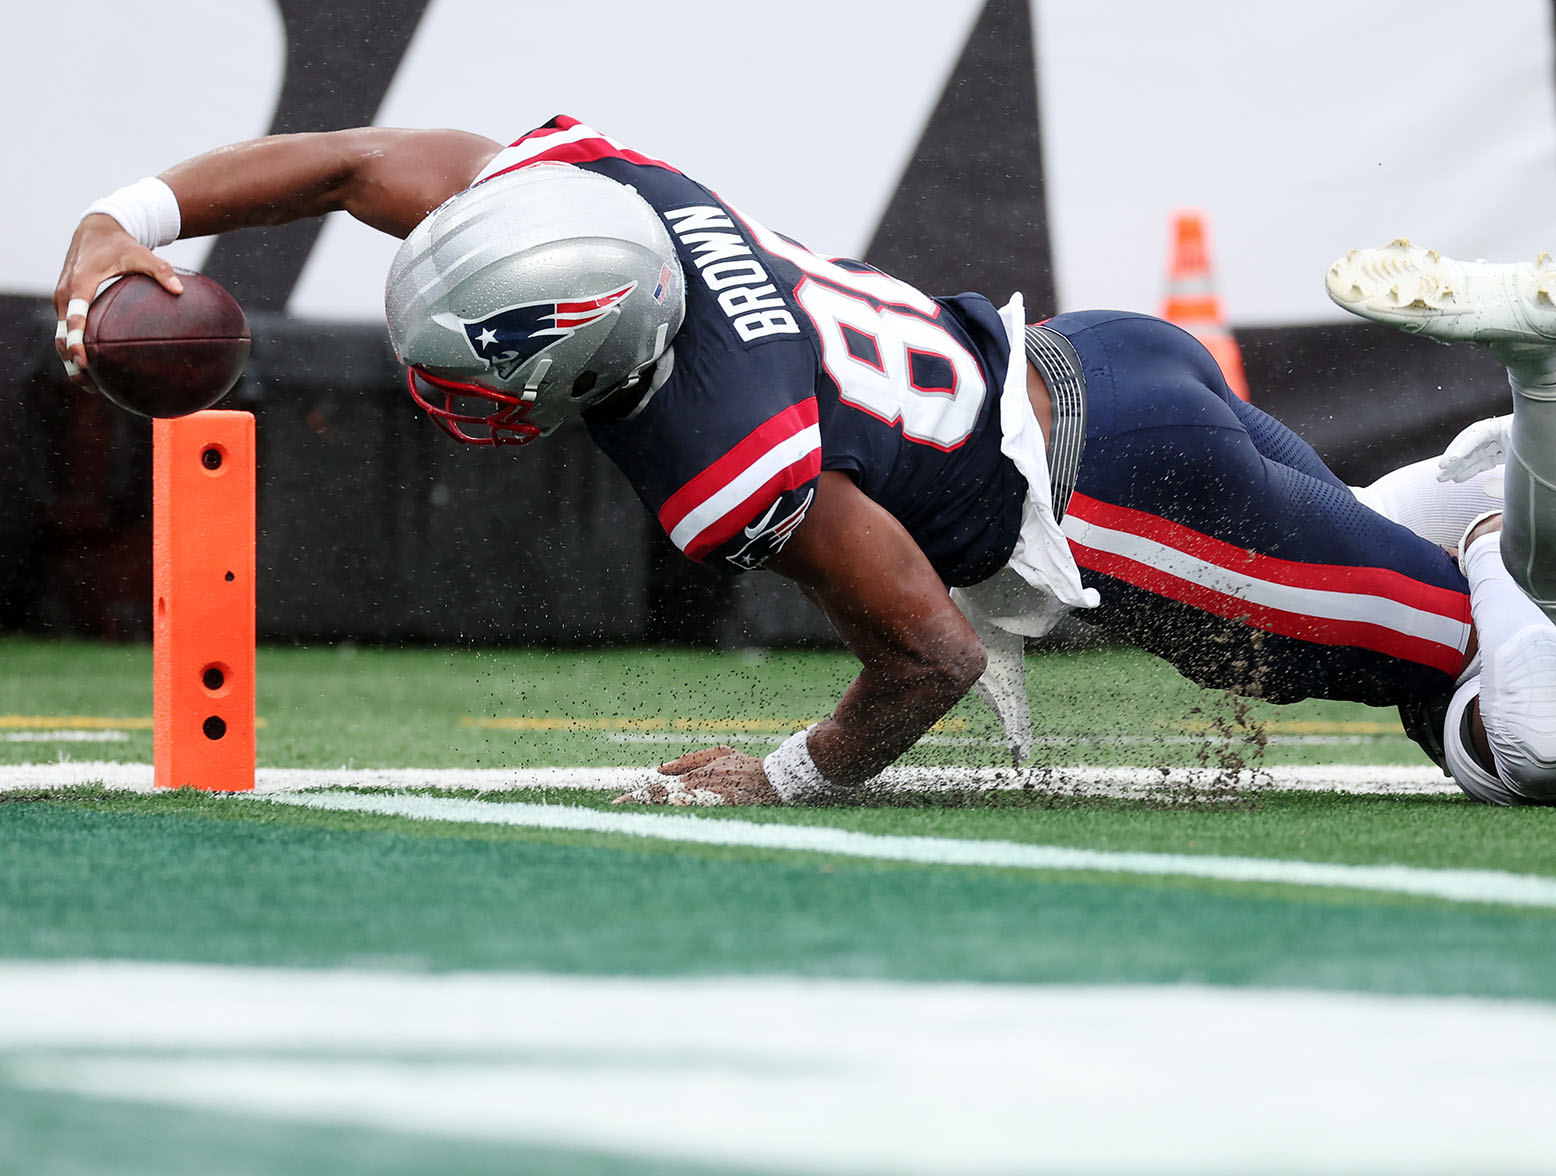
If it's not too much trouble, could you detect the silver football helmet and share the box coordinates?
[386,163,686,445]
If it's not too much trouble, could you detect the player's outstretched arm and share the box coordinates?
[53,127,501,383]
[620,472,987,806]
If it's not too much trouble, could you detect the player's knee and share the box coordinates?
[1482,626,1556,800]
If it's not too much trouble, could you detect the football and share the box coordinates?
[83,272,251,418]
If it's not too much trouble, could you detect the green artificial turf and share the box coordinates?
[3,637,1552,1175]
[2,789,1553,999]
[0,636,1425,771]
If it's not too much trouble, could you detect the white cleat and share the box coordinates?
[1326,239,1556,355]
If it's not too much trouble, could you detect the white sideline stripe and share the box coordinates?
[1061,512,1470,651]
[0,760,1460,796]
[7,963,1556,1174]
[0,730,127,743]
[261,790,1554,909]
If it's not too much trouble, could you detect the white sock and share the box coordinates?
[1351,459,1505,549]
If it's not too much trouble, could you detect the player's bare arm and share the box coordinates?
[774,472,987,782]
[627,471,987,806]
[54,128,501,381]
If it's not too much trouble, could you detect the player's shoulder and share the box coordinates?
[486,118,824,571]
[473,116,683,186]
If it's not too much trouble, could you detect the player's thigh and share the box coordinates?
[1227,395,1349,491]
[1051,308,1347,490]
[1058,318,1469,704]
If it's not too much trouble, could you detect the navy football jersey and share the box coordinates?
[475,116,1027,585]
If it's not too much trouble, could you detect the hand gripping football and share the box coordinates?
[82,272,251,417]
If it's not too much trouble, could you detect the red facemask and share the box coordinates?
[404,367,544,446]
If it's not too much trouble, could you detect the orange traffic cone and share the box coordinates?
[1162,210,1251,402]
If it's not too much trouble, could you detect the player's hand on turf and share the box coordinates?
[1438,415,1512,483]
[612,746,781,806]
[53,214,184,388]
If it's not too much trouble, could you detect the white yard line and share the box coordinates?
[3,962,1555,1174]
[0,759,1460,796]
[260,790,1553,909]
[0,731,128,743]
[610,731,1395,746]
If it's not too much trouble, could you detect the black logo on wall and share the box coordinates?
[201,0,1051,319]
[200,0,435,313]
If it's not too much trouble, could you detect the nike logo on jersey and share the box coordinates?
[664,206,800,343]
[454,285,636,379]
[727,487,815,570]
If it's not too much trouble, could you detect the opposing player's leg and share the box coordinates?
[1047,310,1473,711]
[1327,240,1556,615]
[1446,514,1556,804]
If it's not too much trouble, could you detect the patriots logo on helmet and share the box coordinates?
[458,283,637,380]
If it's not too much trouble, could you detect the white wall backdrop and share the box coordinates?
[8,0,1556,328]
[1036,0,1556,324]
[4,0,285,287]
[291,0,985,321]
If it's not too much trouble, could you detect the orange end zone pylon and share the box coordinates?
[153,410,256,792]
[1162,210,1251,402]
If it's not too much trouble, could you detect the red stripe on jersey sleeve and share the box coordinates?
[526,115,585,136]
[658,400,822,555]
[683,461,820,565]
[486,117,681,182]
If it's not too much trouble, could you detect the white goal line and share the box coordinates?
[0,760,1460,797]
[264,790,1555,909]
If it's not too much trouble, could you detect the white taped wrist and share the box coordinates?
[762,724,829,803]
[84,176,181,249]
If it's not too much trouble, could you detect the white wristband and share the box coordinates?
[84,176,181,249]
[762,724,829,803]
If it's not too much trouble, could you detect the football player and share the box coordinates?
[1328,241,1556,804]
[51,118,1556,806]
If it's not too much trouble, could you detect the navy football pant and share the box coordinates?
[1048,310,1471,706]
